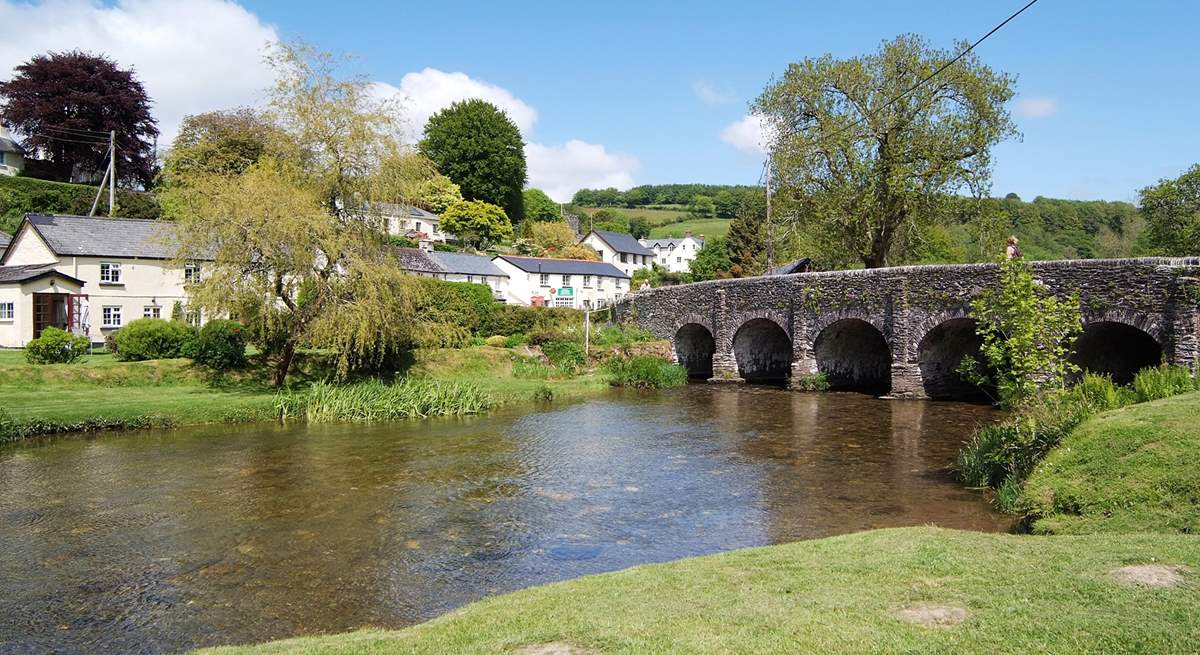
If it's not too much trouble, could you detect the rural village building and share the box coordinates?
[377,203,451,242]
[492,255,630,308]
[0,214,205,347]
[579,229,654,277]
[393,246,509,299]
[640,234,705,273]
[0,129,25,177]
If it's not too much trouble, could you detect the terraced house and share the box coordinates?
[579,229,654,277]
[0,214,203,347]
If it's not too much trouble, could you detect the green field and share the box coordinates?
[1024,391,1200,535]
[648,217,732,239]
[577,205,689,226]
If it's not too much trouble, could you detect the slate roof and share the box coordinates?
[0,263,85,286]
[766,258,814,276]
[18,214,183,260]
[0,233,10,255]
[373,202,440,221]
[428,251,504,277]
[0,135,22,154]
[641,236,704,249]
[393,247,442,274]
[586,229,654,256]
[495,255,630,279]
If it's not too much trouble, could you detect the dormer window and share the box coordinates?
[99,262,122,284]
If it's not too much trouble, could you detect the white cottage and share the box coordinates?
[0,214,203,347]
[641,234,705,273]
[492,255,629,308]
[578,229,655,277]
[0,129,24,177]
[393,246,509,299]
[377,203,450,242]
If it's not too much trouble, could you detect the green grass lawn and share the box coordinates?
[648,217,732,239]
[1023,391,1200,535]
[198,527,1200,655]
[0,346,611,442]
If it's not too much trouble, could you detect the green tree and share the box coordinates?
[440,200,512,249]
[589,208,630,233]
[960,257,1083,406]
[1139,163,1200,256]
[529,220,576,251]
[163,42,417,385]
[419,99,527,220]
[689,237,733,281]
[725,190,767,276]
[688,195,716,218]
[629,216,650,239]
[522,188,560,222]
[713,190,738,218]
[416,175,463,214]
[162,108,275,181]
[755,34,1017,268]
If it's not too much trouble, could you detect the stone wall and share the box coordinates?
[616,257,1200,397]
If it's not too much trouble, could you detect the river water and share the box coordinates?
[0,385,1007,654]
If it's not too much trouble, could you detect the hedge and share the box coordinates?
[0,174,160,233]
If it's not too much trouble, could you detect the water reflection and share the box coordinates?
[0,386,1006,654]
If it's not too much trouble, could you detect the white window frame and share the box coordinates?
[102,305,122,328]
[583,275,592,288]
[561,274,571,287]
[553,296,574,308]
[185,310,201,327]
[143,305,161,319]
[539,273,550,287]
[466,275,475,283]
[184,264,201,284]
[0,302,13,321]
[99,262,122,284]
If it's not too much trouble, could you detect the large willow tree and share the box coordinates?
[755,35,1017,268]
[164,43,432,385]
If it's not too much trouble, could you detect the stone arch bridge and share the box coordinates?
[615,258,1200,398]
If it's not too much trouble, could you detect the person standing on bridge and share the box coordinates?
[1005,235,1023,260]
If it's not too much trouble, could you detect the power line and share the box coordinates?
[40,125,112,138]
[31,132,110,145]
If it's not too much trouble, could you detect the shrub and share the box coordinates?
[1132,364,1197,403]
[480,304,581,338]
[512,355,553,379]
[605,356,688,389]
[542,340,586,375]
[484,335,508,348]
[792,372,831,392]
[24,327,90,364]
[503,333,529,348]
[591,324,656,347]
[112,318,194,361]
[531,385,554,402]
[190,320,247,370]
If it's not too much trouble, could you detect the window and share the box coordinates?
[102,305,122,328]
[467,275,474,283]
[553,296,573,308]
[561,274,571,287]
[0,302,13,320]
[539,273,550,286]
[184,264,201,284]
[99,262,122,284]
[660,257,667,264]
[143,305,160,319]
[185,310,201,327]
[583,275,592,288]
[677,257,682,264]
[415,221,423,232]
[619,253,628,263]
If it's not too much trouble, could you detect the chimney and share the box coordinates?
[418,239,434,252]
[684,231,692,238]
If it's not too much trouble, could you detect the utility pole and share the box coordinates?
[765,156,774,272]
[108,130,116,217]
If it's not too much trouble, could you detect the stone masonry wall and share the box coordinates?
[615,257,1200,397]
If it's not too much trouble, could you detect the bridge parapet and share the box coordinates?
[617,257,1200,398]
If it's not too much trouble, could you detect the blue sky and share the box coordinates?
[4,1,1199,202]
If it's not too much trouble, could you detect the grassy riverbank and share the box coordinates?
[0,346,612,442]
[198,526,1200,655]
[1023,390,1200,535]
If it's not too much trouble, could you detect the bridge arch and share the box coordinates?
[732,317,793,384]
[917,317,990,399]
[1072,315,1163,385]
[813,318,891,393]
[674,323,715,379]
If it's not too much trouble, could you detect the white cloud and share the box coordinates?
[0,0,279,146]
[374,68,538,139]
[720,114,768,155]
[1015,96,1059,118]
[692,80,733,105]
[526,140,640,203]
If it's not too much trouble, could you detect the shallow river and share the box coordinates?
[0,385,1008,654]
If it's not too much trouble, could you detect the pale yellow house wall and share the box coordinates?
[2,224,57,265]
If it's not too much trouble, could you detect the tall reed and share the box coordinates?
[277,379,495,423]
